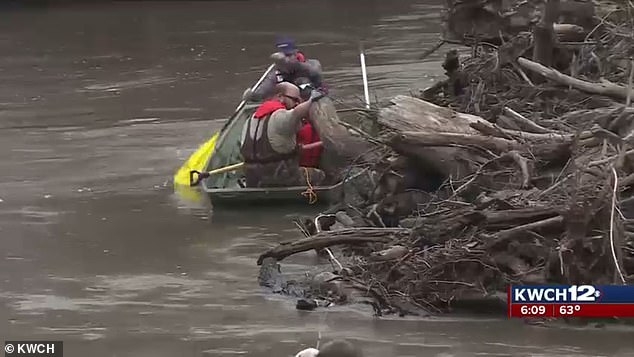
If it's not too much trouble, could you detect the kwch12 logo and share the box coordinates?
[512,285,601,303]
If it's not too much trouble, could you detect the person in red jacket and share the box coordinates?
[295,78,323,168]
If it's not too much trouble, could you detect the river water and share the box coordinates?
[1,1,633,356]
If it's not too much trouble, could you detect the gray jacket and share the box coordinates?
[250,59,323,101]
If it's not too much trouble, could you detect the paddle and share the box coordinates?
[189,141,323,186]
[189,162,245,186]
[173,63,276,187]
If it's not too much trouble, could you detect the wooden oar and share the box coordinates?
[189,141,323,186]
[189,162,245,186]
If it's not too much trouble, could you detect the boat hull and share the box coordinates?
[206,184,341,206]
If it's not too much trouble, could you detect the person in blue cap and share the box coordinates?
[243,36,324,102]
[274,35,303,60]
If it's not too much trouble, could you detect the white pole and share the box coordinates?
[360,47,370,109]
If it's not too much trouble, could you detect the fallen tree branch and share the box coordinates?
[553,23,585,37]
[483,207,559,228]
[470,121,573,142]
[591,124,623,146]
[537,172,574,198]
[502,107,556,134]
[335,119,383,146]
[257,228,409,265]
[485,216,564,249]
[510,61,535,86]
[518,57,634,100]
[588,149,634,168]
[503,150,532,188]
[394,131,523,153]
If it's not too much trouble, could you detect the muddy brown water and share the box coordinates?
[1,1,633,356]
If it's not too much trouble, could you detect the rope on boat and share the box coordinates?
[302,167,318,204]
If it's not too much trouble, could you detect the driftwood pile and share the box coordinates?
[257,0,634,317]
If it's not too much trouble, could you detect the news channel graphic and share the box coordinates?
[5,341,62,357]
[507,285,634,318]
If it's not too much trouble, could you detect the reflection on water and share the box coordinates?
[1,1,633,356]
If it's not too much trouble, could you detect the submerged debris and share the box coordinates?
[257,0,634,317]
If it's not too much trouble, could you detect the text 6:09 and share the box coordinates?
[520,305,546,315]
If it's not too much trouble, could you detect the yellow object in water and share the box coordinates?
[173,132,219,187]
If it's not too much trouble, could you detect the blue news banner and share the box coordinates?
[508,285,634,318]
[5,341,62,357]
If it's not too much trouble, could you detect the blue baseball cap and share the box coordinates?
[275,36,297,55]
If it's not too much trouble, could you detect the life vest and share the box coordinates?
[297,121,322,168]
[240,100,300,187]
[253,99,285,119]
